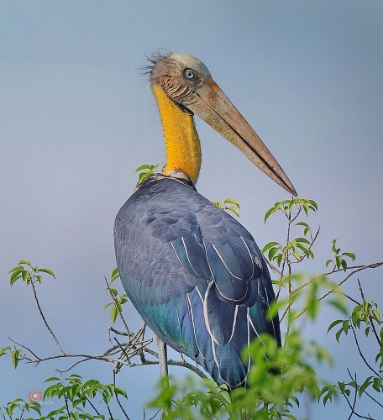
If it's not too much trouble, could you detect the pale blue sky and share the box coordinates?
[1,1,382,418]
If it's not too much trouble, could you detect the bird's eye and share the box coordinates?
[184,69,195,79]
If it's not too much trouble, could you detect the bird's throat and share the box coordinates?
[152,85,201,184]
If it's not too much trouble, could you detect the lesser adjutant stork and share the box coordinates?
[114,52,296,388]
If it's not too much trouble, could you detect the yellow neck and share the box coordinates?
[152,85,201,184]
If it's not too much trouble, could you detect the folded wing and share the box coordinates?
[114,174,280,388]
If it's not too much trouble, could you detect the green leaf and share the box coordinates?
[11,349,21,368]
[22,270,30,282]
[225,205,239,217]
[8,265,24,274]
[296,221,311,236]
[292,250,301,261]
[335,255,342,269]
[18,259,31,266]
[372,309,381,323]
[110,306,118,323]
[268,247,280,261]
[29,402,42,415]
[114,387,128,398]
[211,200,222,209]
[302,203,310,216]
[335,328,344,342]
[120,294,128,305]
[261,242,280,254]
[274,253,283,267]
[296,243,313,258]
[327,319,343,332]
[306,283,319,319]
[295,237,311,244]
[372,377,381,392]
[342,252,355,261]
[0,346,11,357]
[332,239,340,254]
[37,268,56,278]
[135,164,153,172]
[223,198,240,207]
[359,377,373,396]
[264,202,280,223]
[58,386,72,399]
[110,267,120,283]
[45,376,61,382]
[10,270,23,286]
[135,163,159,184]
[308,199,318,210]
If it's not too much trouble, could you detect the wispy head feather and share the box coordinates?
[141,49,172,76]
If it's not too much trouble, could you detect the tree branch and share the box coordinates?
[31,281,64,354]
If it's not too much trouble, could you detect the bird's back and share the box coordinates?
[114,173,280,388]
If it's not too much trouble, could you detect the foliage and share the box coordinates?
[146,198,383,419]
[135,163,241,218]
[135,163,160,183]
[211,198,240,217]
[148,332,332,420]
[104,268,128,324]
[8,260,55,287]
[1,167,382,419]
[0,375,127,420]
[0,398,41,420]
[326,239,356,272]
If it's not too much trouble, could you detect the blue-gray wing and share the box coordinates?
[114,174,280,388]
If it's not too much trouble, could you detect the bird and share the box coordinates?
[114,52,297,389]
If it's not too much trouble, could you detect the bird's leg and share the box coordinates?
[156,335,169,383]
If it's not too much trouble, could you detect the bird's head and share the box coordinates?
[147,52,297,196]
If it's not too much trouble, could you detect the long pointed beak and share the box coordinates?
[187,77,297,196]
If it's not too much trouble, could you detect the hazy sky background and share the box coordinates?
[1,1,382,418]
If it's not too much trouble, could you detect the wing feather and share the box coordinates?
[114,175,280,388]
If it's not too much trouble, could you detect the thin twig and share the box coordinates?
[114,337,132,365]
[343,293,361,306]
[30,281,64,354]
[143,347,159,359]
[345,369,377,420]
[289,225,320,265]
[168,358,208,379]
[105,400,114,419]
[57,358,89,373]
[296,263,383,296]
[104,277,130,336]
[347,371,358,420]
[85,396,101,416]
[350,324,380,377]
[364,390,383,409]
[64,395,70,418]
[282,209,293,346]
[109,326,129,337]
[295,262,383,319]
[148,409,162,420]
[8,337,40,360]
[358,278,382,347]
[113,370,131,420]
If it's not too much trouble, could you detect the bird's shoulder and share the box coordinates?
[115,174,266,301]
